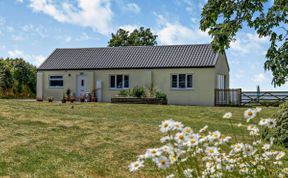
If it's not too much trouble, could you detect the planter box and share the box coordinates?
[111,97,167,105]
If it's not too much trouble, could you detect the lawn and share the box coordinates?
[0,100,280,177]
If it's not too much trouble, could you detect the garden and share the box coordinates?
[0,99,287,177]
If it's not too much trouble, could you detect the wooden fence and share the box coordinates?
[215,89,288,106]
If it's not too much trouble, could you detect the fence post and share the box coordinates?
[239,88,242,106]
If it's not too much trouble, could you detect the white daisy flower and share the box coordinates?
[276,151,285,160]
[244,108,257,122]
[145,148,162,158]
[237,123,242,127]
[262,144,271,150]
[259,118,268,126]
[154,156,170,169]
[205,146,219,156]
[182,126,193,135]
[185,133,199,147]
[174,132,186,143]
[199,125,208,133]
[128,160,144,172]
[223,112,232,119]
[243,144,255,156]
[183,168,193,177]
[169,153,178,164]
[166,174,175,178]
[160,136,173,143]
[231,143,244,153]
[173,121,184,131]
[159,119,174,133]
[266,118,277,128]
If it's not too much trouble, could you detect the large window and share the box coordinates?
[49,75,63,88]
[110,75,129,89]
[171,74,193,89]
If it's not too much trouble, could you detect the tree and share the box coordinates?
[200,0,288,86]
[108,27,157,47]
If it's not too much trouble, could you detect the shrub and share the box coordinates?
[132,86,145,98]
[119,90,128,97]
[155,91,167,100]
[47,96,53,102]
[129,108,288,177]
[263,104,288,148]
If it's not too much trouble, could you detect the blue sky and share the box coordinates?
[0,0,287,91]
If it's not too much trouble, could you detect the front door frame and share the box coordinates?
[76,74,88,97]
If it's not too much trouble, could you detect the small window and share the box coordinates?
[179,74,186,88]
[124,75,129,88]
[187,75,193,88]
[171,74,193,89]
[110,75,129,89]
[110,75,115,88]
[49,75,63,87]
[172,75,178,88]
[81,79,84,86]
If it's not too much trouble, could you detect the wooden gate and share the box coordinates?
[215,89,242,106]
[215,89,288,106]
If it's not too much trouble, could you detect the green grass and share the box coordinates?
[0,100,281,177]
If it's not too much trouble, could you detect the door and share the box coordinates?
[77,75,88,97]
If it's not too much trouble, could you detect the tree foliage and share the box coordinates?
[108,27,157,47]
[0,58,36,98]
[200,0,288,86]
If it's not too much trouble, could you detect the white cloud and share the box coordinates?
[8,49,24,57]
[0,16,5,26]
[230,33,269,55]
[29,0,113,35]
[65,36,72,42]
[155,14,210,45]
[118,24,138,33]
[8,49,46,66]
[123,3,140,14]
[252,73,267,82]
[16,0,24,3]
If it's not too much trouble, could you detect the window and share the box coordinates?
[81,79,84,86]
[171,74,193,89]
[217,75,225,89]
[110,75,129,89]
[49,75,63,87]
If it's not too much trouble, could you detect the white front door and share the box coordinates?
[77,75,88,97]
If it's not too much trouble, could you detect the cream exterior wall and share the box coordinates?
[37,54,229,106]
[215,53,230,89]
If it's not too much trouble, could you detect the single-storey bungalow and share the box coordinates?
[37,44,229,106]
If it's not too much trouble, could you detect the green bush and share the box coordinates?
[263,105,288,148]
[132,86,145,98]
[155,91,167,100]
[119,90,128,97]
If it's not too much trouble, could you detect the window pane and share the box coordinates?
[50,80,63,87]
[50,76,63,79]
[117,75,123,88]
[110,75,115,88]
[124,75,129,88]
[187,75,193,88]
[172,75,177,88]
[81,79,84,86]
[179,74,186,88]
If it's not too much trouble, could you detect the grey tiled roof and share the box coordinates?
[38,44,219,70]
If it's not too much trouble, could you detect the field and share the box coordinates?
[0,100,280,177]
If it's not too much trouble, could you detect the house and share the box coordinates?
[37,44,229,106]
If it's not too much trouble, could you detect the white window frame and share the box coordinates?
[109,74,129,89]
[48,75,64,88]
[171,74,193,89]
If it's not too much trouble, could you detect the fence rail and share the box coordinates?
[215,89,288,106]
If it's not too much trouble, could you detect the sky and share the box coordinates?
[0,0,287,91]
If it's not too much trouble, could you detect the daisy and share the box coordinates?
[175,132,186,143]
[223,112,232,119]
[145,148,162,158]
[160,136,173,143]
[185,133,199,147]
[128,160,144,172]
[243,144,255,156]
[259,118,267,126]
[244,108,257,122]
[173,121,184,131]
[266,118,277,128]
[255,107,262,112]
[154,156,170,169]
[183,169,193,177]
[159,119,174,133]
[182,127,193,135]
[166,174,175,178]
[199,125,208,133]
[231,143,244,153]
[205,146,219,156]
[276,151,285,160]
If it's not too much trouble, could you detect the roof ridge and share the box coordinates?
[55,43,212,50]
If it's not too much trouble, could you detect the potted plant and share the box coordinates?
[66,89,71,101]
[61,94,66,103]
[47,96,54,102]
[36,97,43,102]
[79,95,85,102]
[92,89,97,102]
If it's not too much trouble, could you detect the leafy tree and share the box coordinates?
[108,27,157,47]
[200,0,288,86]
